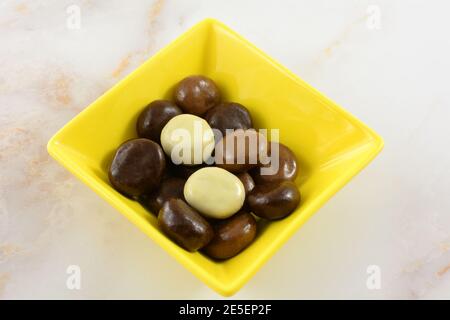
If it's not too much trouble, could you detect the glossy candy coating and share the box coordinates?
[203,211,257,260]
[174,75,220,115]
[158,199,213,252]
[236,172,255,195]
[109,138,165,198]
[204,102,253,137]
[251,142,298,184]
[136,100,182,143]
[247,180,300,220]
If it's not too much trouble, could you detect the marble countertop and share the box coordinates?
[1,0,449,299]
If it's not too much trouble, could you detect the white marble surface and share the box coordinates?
[1,0,450,299]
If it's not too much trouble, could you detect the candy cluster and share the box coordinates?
[108,75,300,259]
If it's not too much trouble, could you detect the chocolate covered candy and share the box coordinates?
[147,177,186,214]
[109,138,165,198]
[158,199,213,252]
[215,129,268,173]
[203,211,257,260]
[247,180,300,220]
[174,75,220,115]
[251,142,298,184]
[184,167,245,219]
[160,114,215,165]
[236,172,255,196]
[137,100,182,143]
[205,102,253,137]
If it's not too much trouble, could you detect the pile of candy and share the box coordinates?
[108,75,300,259]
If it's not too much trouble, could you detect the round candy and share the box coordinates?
[247,180,300,220]
[158,199,213,252]
[236,172,255,195]
[109,138,165,198]
[251,142,298,184]
[215,129,268,173]
[160,114,215,165]
[136,100,182,143]
[184,167,245,219]
[203,211,257,260]
[174,75,220,115]
[204,102,253,138]
[147,177,186,214]
[236,172,255,211]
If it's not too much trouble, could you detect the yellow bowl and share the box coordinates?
[47,18,383,296]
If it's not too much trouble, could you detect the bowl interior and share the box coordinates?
[48,19,383,296]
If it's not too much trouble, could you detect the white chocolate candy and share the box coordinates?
[160,114,215,165]
[184,167,245,219]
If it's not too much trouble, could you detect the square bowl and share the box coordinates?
[47,18,383,296]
